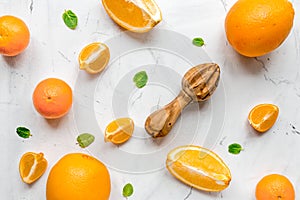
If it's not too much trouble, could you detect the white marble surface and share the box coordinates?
[1,0,300,199]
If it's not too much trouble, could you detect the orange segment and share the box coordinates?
[102,0,162,33]
[78,42,110,74]
[166,145,231,192]
[248,103,279,133]
[105,118,134,144]
[19,152,48,184]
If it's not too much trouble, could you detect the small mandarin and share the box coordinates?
[0,15,30,56]
[32,78,73,119]
[256,174,295,200]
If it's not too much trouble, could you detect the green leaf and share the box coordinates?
[133,71,148,88]
[77,133,95,148]
[228,143,243,154]
[16,127,31,139]
[192,37,205,47]
[62,10,78,29]
[123,183,134,197]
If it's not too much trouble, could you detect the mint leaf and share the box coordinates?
[77,133,95,148]
[193,37,205,47]
[16,127,31,138]
[63,10,78,29]
[228,143,243,154]
[123,183,134,197]
[133,71,148,88]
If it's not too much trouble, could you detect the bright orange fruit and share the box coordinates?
[0,15,30,56]
[225,0,294,57]
[32,78,73,119]
[78,42,110,74]
[46,153,110,200]
[105,118,134,144]
[166,145,231,192]
[19,152,47,184]
[248,103,279,133]
[256,174,295,200]
[102,0,162,33]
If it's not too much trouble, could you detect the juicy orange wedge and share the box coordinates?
[166,145,231,192]
[248,103,279,133]
[105,118,134,144]
[78,42,110,74]
[19,152,48,184]
[102,0,162,33]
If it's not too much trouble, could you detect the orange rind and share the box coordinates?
[166,145,231,192]
[248,104,279,133]
[19,152,47,184]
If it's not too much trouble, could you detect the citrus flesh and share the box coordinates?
[79,42,110,74]
[248,104,279,133]
[19,152,47,184]
[102,0,162,33]
[166,145,231,192]
[105,118,134,144]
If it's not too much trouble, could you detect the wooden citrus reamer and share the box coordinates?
[145,63,220,138]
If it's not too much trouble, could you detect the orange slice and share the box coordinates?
[19,152,48,184]
[248,103,279,133]
[166,145,231,192]
[105,118,134,144]
[78,42,110,74]
[102,0,162,33]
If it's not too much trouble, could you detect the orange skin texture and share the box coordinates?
[46,153,111,200]
[32,78,73,119]
[256,174,295,200]
[0,15,30,56]
[225,0,294,57]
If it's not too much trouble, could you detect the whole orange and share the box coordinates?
[256,174,295,200]
[32,78,72,119]
[225,0,294,57]
[0,15,30,56]
[46,153,111,200]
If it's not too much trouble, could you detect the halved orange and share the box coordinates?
[78,42,110,74]
[105,118,134,144]
[19,152,48,184]
[248,103,279,133]
[102,0,162,33]
[166,145,231,192]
